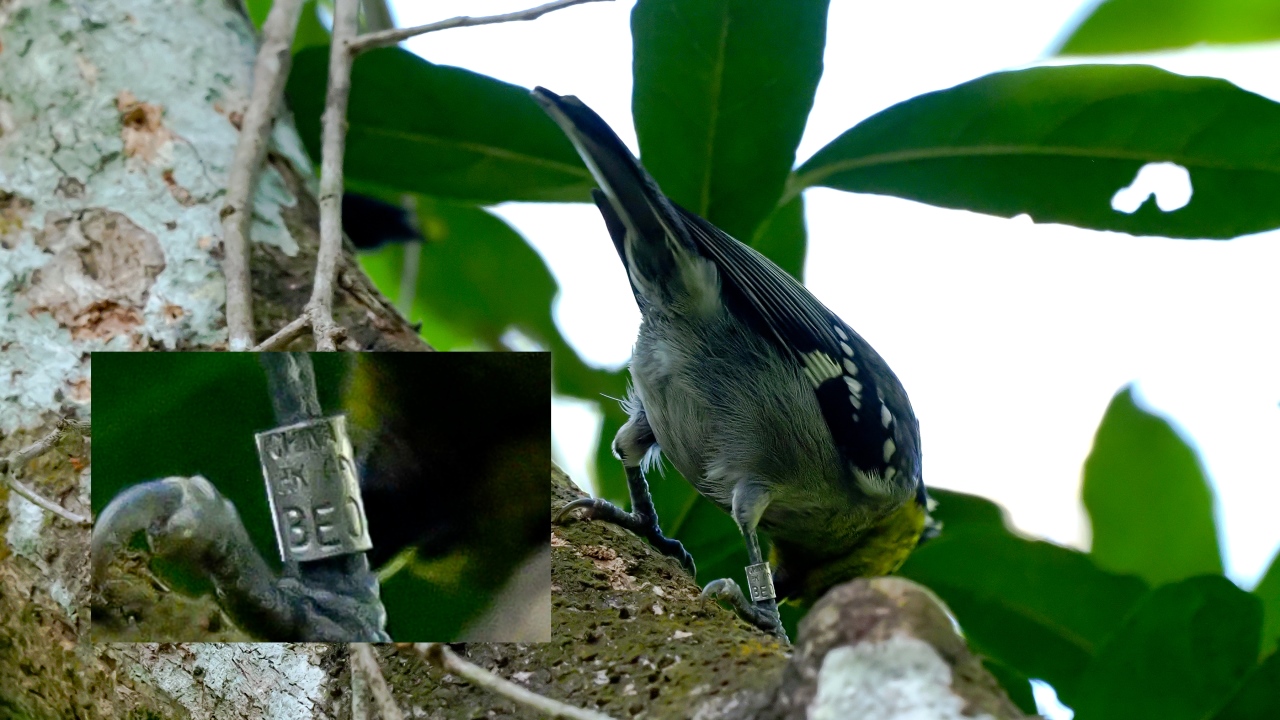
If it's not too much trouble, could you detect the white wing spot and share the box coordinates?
[842,358,858,376]
[883,438,896,463]
[845,377,863,410]
[845,376,863,396]
[885,467,897,482]
[833,324,848,341]
[839,341,853,357]
[880,405,893,428]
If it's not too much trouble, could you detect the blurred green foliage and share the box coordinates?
[631,0,827,242]
[269,0,1280,712]
[1084,387,1223,585]
[1056,0,1280,56]
[1071,576,1261,720]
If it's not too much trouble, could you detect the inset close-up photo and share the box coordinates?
[90,351,550,642]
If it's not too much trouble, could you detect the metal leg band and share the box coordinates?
[744,561,776,602]
[256,415,373,563]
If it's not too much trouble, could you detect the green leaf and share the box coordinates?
[355,196,623,402]
[900,526,1149,701]
[1057,0,1280,56]
[1073,576,1262,720]
[286,47,593,203]
[241,1,330,52]
[1255,550,1280,657]
[749,194,807,281]
[1215,648,1280,720]
[981,657,1039,716]
[594,405,630,504]
[244,0,272,28]
[926,487,1009,531]
[365,198,542,339]
[293,2,332,52]
[1083,386,1223,586]
[631,0,827,241]
[794,65,1280,239]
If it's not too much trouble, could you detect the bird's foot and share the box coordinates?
[556,497,696,575]
[91,476,389,641]
[701,577,790,642]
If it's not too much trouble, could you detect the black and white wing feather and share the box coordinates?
[676,210,920,489]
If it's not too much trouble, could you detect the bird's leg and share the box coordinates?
[701,482,789,641]
[555,409,695,574]
[91,475,389,641]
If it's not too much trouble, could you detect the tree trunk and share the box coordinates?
[0,0,420,717]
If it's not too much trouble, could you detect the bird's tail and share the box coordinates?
[532,88,700,307]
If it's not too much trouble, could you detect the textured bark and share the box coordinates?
[363,468,1031,719]
[0,0,421,717]
[765,579,1033,720]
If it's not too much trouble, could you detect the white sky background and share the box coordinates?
[388,0,1280,590]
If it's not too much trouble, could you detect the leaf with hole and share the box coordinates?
[794,64,1280,239]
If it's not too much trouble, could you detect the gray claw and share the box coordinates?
[701,577,746,604]
[91,476,233,587]
[554,497,599,524]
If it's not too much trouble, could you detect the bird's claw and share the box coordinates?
[702,577,789,642]
[554,497,696,576]
[554,497,601,524]
[91,476,239,588]
[92,475,389,641]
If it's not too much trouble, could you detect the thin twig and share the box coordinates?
[307,0,360,351]
[221,0,307,351]
[415,643,617,720]
[251,314,310,351]
[267,0,607,349]
[350,648,368,720]
[349,0,611,54]
[351,644,405,720]
[2,418,91,526]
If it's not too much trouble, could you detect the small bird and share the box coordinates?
[534,88,934,638]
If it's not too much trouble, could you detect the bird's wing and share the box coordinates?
[676,208,918,483]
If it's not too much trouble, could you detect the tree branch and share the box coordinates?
[221,0,306,350]
[252,313,309,351]
[416,643,618,720]
[304,0,360,351]
[348,0,611,54]
[1,417,90,526]
[264,0,608,351]
[351,644,405,720]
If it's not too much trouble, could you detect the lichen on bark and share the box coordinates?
[0,0,420,716]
